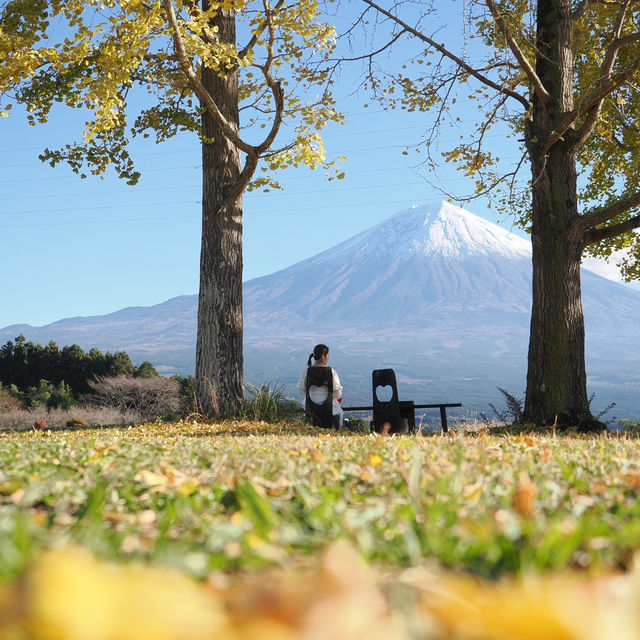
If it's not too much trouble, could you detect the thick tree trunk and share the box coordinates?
[195,6,244,417]
[523,145,589,424]
[522,0,592,425]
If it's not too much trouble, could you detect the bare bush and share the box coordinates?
[88,375,179,420]
[0,387,22,411]
[0,406,143,430]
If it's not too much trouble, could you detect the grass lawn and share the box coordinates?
[1,420,640,639]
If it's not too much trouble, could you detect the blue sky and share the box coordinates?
[0,2,634,329]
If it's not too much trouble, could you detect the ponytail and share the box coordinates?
[307,343,329,367]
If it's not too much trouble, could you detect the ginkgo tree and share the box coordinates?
[357,0,640,426]
[0,0,342,416]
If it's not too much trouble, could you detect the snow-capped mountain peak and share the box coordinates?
[369,201,531,259]
[304,201,532,266]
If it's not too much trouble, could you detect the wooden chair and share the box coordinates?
[371,368,415,434]
[304,366,335,428]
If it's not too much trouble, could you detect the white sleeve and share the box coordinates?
[297,369,307,397]
[332,368,343,400]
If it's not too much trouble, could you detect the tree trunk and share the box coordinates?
[195,6,244,417]
[523,144,589,424]
[522,0,591,425]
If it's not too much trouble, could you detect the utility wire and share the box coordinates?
[0,198,430,229]
[2,177,459,206]
[0,200,199,216]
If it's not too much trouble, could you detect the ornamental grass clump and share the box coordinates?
[240,381,304,423]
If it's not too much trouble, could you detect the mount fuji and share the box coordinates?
[2,201,639,420]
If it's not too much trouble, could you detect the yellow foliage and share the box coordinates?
[4,543,640,639]
[11,546,228,640]
[0,0,343,186]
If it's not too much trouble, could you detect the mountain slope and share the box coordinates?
[245,202,533,330]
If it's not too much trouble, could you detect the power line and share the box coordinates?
[0,198,429,229]
[0,200,199,217]
[3,184,201,202]
[0,214,199,229]
[2,178,438,207]
[2,174,485,216]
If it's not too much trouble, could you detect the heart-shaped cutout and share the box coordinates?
[375,384,393,402]
[308,384,329,404]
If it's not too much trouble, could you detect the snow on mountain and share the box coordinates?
[2,201,639,419]
[245,202,535,332]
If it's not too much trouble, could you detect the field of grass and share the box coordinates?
[2,420,640,638]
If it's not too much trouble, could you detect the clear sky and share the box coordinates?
[0,2,635,329]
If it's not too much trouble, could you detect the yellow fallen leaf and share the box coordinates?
[462,481,483,503]
[15,546,229,640]
[10,488,25,506]
[134,469,168,487]
[619,470,640,491]
[413,571,637,640]
[513,471,538,517]
[369,454,383,467]
[177,480,199,496]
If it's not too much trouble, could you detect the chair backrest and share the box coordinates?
[305,366,334,428]
[372,368,402,433]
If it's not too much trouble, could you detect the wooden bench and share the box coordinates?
[342,403,462,433]
[343,368,461,433]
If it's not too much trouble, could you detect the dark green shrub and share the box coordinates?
[0,336,137,398]
[135,361,158,378]
[26,379,54,409]
[172,375,196,416]
[48,381,75,410]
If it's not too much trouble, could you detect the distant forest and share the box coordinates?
[0,335,159,400]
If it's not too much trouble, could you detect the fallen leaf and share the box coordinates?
[512,471,538,517]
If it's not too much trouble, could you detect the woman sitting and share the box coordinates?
[297,343,343,428]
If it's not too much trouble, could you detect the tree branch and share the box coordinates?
[251,0,285,155]
[545,51,640,153]
[331,29,407,63]
[162,0,256,155]
[572,0,634,148]
[484,0,550,104]
[585,212,640,245]
[572,190,640,244]
[237,0,286,60]
[571,0,599,21]
[361,0,530,109]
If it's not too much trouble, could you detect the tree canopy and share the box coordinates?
[0,0,342,188]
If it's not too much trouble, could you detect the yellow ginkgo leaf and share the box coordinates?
[134,469,168,487]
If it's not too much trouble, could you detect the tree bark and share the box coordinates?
[522,0,591,425]
[195,5,244,417]
[524,145,589,424]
